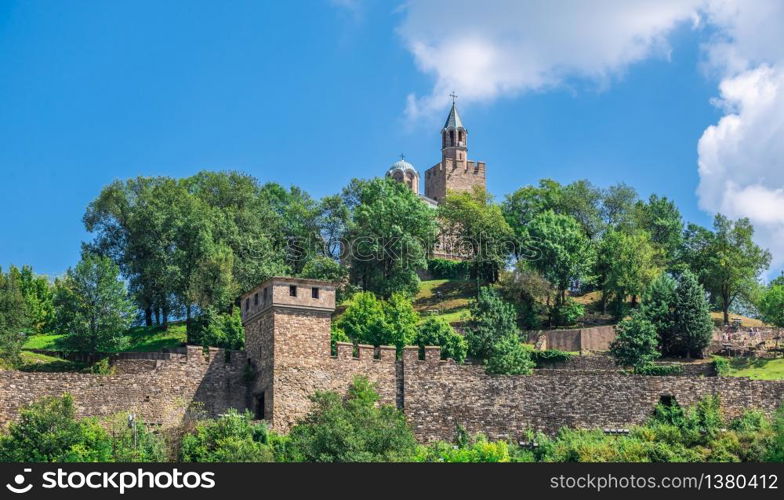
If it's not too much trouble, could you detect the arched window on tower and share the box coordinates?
[449,130,455,146]
[458,130,464,145]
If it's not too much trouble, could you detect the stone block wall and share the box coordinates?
[540,325,616,352]
[0,346,248,430]
[401,346,784,443]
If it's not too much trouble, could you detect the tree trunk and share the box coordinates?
[144,307,153,327]
[154,309,161,326]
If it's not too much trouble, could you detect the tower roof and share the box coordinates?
[443,102,464,130]
[386,156,418,177]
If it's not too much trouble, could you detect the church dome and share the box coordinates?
[386,158,417,177]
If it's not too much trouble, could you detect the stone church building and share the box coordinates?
[385,101,487,206]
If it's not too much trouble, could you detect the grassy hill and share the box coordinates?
[413,279,474,326]
[22,322,187,353]
[722,357,784,380]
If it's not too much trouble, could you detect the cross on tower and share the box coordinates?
[449,92,458,103]
[400,153,405,161]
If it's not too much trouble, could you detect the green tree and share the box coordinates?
[601,183,639,230]
[180,410,274,462]
[286,377,417,462]
[465,287,519,359]
[334,292,387,346]
[684,215,771,325]
[638,273,677,355]
[0,395,112,462]
[597,230,661,315]
[382,292,419,353]
[0,267,30,367]
[189,307,245,350]
[759,285,784,328]
[633,195,684,267]
[609,314,660,369]
[670,271,714,358]
[498,265,555,329]
[343,178,437,297]
[53,254,135,354]
[415,316,468,362]
[438,188,514,284]
[523,211,595,304]
[300,256,351,303]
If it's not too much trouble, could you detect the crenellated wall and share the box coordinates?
[401,346,784,442]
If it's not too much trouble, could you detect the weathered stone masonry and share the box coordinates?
[2,276,784,443]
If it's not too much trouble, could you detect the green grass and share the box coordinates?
[17,351,86,372]
[22,322,187,353]
[414,279,474,326]
[723,357,784,380]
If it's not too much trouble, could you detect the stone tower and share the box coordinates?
[240,277,337,427]
[424,101,487,203]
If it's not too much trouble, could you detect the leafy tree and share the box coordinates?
[0,267,30,367]
[53,254,135,354]
[638,273,677,355]
[415,316,468,362]
[597,230,661,315]
[286,377,417,462]
[382,292,419,353]
[670,271,714,358]
[502,179,603,241]
[334,292,387,347]
[0,395,112,462]
[601,183,639,230]
[189,308,245,350]
[465,287,519,360]
[438,188,514,284]
[180,409,274,462]
[300,256,352,303]
[633,195,684,267]
[683,215,771,325]
[498,265,555,329]
[343,178,437,297]
[523,211,595,304]
[610,314,660,369]
[759,285,784,328]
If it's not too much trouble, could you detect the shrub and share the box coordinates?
[415,317,468,363]
[529,349,574,367]
[427,258,470,280]
[465,287,519,359]
[0,394,112,462]
[286,377,417,462]
[105,413,166,462]
[712,356,731,376]
[485,334,535,375]
[416,434,511,462]
[180,409,274,462]
[633,364,683,376]
[552,298,584,326]
[334,292,386,346]
[610,314,660,369]
[189,308,244,350]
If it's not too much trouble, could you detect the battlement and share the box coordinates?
[241,276,336,325]
[335,342,397,362]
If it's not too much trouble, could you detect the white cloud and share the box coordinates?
[399,0,702,119]
[397,0,784,270]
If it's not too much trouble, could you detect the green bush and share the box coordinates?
[552,298,584,326]
[485,335,535,375]
[415,316,468,363]
[285,377,417,462]
[610,314,660,369]
[712,356,731,376]
[105,412,166,462]
[0,394,112,462]
[529,349,574,366]
[180,409,274,462]
[415,434,512,462]
[427,258,470,280]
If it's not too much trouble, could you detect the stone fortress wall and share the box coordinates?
[2,277,784,443]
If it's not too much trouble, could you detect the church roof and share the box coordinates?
[443,102,464,130]
[386,158,418,176]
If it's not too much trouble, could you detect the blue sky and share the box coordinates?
[1,1,782,277]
